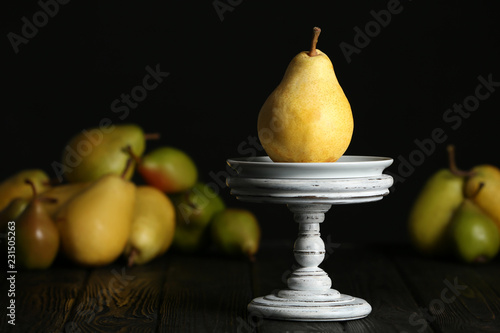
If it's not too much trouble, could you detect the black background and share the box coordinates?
[1,0,499,245]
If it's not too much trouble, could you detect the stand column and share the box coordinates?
[247,203,372,321]
[280,204,336,297]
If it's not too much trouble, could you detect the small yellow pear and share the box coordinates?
[39,182,91,218]
[258,27,353,162]
[55,174,135,266]
[0,169,51,211]
[124,186,176,266]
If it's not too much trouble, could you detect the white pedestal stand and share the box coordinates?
[226,156,393,321]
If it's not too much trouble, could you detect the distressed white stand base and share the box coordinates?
[249,293,371,321]
[226,156,393,322]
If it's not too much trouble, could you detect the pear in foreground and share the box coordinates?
[464,164,500,232]
[257,27,353,162]
[16,180,60,269]
[171,182,225,252]
[124,186,176,266]
[408,168,464,256]
[210,208,261,260]
[448,199,500,263]
[55,174,135,266]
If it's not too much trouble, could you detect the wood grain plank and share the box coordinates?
[157,252,253,333]
[62,257,167,333]
[390,247,500,333]
[327,244,435,333]
[0,264,89,333]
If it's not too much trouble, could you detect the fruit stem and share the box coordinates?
[144,133,161,140]
[25,179,38,197]
[469,182,485,200]
[308,27,321,57]
[122,145,142,164]
[447,145,475,177]
[121,145,138,179]
[127,247,139,267]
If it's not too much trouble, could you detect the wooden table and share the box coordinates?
[1,241,499,333]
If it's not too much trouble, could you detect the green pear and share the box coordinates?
[257,27,353,162]
[172,182,225,228]
[61,124,146,183]
[124,186,176,266]
[0,169,51,211]
[16,180,60,269]
[0,197,30,232]
[464,164,500,232]
[210,208,261,260]
[169,224,206,253]
[171,182,225,252]
[448,199,500,263]
[126,146,198,194]
[445,145,500,233]
[55,174,135,266]
[408,147,465,256]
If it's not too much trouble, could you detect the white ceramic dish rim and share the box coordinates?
[226,155,394,179]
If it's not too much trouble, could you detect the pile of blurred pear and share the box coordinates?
[408,145,500,263]
[0,124,260,269]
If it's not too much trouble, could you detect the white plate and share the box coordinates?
[226,155,393,179]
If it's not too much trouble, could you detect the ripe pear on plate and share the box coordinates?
[171,182,225,252]
[210,208,261,261]
[257,27,353,162]
[124,186,176,266]
[61,124,146,183]
[0,169,51,211]
[55,171,135,266]
[16,180,60,269]
[448,193,500,264]
[125,146,198,194]
[408,146,465,256]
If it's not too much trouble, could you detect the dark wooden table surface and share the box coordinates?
[1,240,499,333]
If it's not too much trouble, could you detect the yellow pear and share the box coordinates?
[55,174,135,266]
[464,165,500,231]
[0,169,51,211]
[408,146,465,256]
[257,27,353,162]
[39,182,91,218]
[124,186,176,266]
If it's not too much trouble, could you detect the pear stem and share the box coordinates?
[121,145,138,179]
[127,247,139,267]
[26,178,58,204]
[447,145,475,177]
[122,145,142,165]
[308,27,321,57]
[25,179,38,197]
[144,133,161,140]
